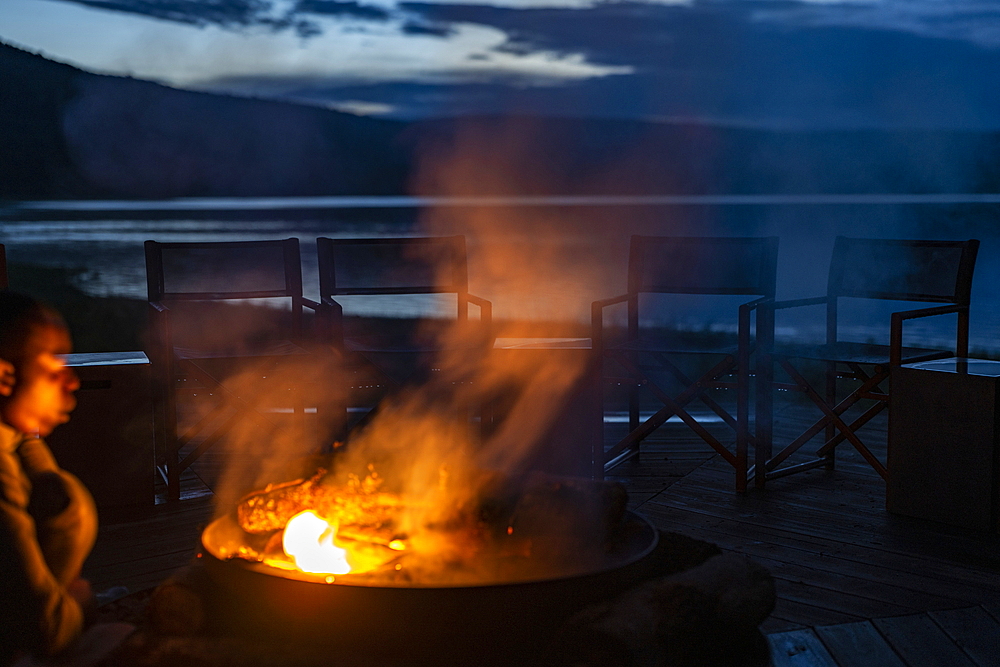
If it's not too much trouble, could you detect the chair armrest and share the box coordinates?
[592,294,630,311]
[146,301,174,370]
[890,304,968,366]
[768,295,829,311]
[740,295,773,311]
[467,294,492,326]
[591,294,630,354]
[738,297,774,353]
[301,297,322,311]
[316,297,345,348]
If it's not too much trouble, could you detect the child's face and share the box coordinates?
[0,324,79,437]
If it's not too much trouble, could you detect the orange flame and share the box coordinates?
[282,511,351,575]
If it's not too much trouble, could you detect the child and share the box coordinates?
[0,292,97,665]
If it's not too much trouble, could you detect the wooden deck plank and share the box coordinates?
[769,629,840,667]
[872,613,978,667]
[928,607,1000,667]
[643,467,1000,583]
[639,499,1000,600]
[646,516,988,609]
[813,621,907,667]
[769,598,865,629]
[668,461,996,560]
[83,495,213,592]
[748,554,962,613]
[984,603,1000,623]
[762,615,807,634]
[770,577,915,621]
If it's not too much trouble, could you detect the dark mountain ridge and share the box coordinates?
[2,42,999,201]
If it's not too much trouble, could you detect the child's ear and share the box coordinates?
[0,359,15,397]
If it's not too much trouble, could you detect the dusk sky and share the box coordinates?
[3,0,1000,124]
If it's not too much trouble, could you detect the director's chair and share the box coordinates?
[592,236,779,492]
[315,236,492,436]
[145,238,326,500]
[754,236,979,488]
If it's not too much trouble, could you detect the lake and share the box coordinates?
[2,195,999,352]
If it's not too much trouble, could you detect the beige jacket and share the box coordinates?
[0,421,96,663]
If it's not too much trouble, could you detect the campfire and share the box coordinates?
[195,453,665,665]
[203,461,649,587]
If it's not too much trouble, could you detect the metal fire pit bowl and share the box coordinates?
[200,510,659,664]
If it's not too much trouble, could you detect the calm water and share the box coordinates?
[2,196,999,352]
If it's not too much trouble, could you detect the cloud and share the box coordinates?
[45,0,1000,46]
[0,0,632,87]
[325,99,397,114]
[3,0,1000,127]
[745,0,1000,48]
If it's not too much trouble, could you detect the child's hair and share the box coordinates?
[0,292,67,367]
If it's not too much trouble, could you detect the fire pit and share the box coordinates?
[198,469,662,664]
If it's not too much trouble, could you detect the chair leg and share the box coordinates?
[824,361,837,471]
[735,343,750,493]
[753,353,773,491]
[627,382,641,459]
[163,371,181,501]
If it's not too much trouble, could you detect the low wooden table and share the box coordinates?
[888,357,1000,532]
[46,351,155,519]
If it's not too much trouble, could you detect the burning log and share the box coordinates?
[226,463,633,585]
[544,553,775,667]
[236,468,409,539]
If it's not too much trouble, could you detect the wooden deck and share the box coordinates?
[81,401,1000,666]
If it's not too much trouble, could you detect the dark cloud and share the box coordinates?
[297,0,391,21]
[60,0,391,31]
[65,0,286,27]
[401,21,454,36]
[52,0,1000,128]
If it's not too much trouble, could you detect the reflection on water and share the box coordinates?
[3,199,999,352]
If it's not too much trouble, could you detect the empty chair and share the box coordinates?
[755,236,979,488]
[592,236,779,492]
[315,235,492,434]
[145,238,324,500]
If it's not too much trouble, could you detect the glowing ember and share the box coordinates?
[219,464,629,585]
[282,511,351,575]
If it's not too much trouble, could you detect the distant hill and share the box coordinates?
[2,42,999,201]
[0,42,410,199]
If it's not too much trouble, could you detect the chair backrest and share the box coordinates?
[827,237,979,305]
[145,238,305,339]
[145,238,303,302]
[628,236,779,298]
[316,236,470,317]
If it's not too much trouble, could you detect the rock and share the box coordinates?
[544,553,775,667]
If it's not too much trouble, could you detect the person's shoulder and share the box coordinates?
[16,437,60,476]
[0,444,29,509]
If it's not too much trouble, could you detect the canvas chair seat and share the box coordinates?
[172,340,309,360]
[774,341,952,367]
[612,337,743,356]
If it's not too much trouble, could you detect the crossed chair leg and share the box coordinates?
[605,351,753,491]
[753,359,889,486]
